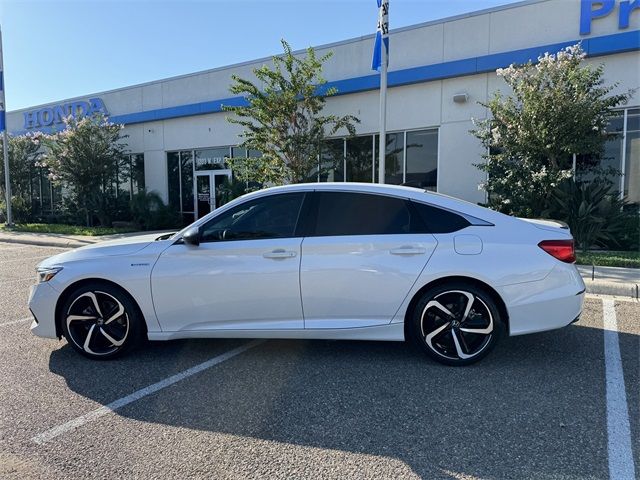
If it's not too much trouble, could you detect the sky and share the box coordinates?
[1,0,523,111]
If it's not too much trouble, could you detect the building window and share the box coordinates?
[180,151,194,219]
[167,152,180,212]
[167,147,239,224]
[113,153,145,200]
[405,129,438,191]
[623,108,639,204]
[130,153,145,195]
[374,132,405,184]
[317,128,438,189]
[195,147,229,170]
[314,138,345,182]
[166,150,195,224]
[346,135,374,182]
[601,107,640,205]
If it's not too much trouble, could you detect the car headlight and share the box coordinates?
[36,266,63,283]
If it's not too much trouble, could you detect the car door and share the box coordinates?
[300,191,438,329]
[151,192,307,332]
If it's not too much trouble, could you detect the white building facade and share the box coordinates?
[6,0,640,223]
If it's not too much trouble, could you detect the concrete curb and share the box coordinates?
[583,280,639,299]
[0,229,175,249]
[0,236,94,249]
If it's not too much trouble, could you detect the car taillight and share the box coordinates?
[538,239,576,263]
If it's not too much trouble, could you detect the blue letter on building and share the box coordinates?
[619,0,640,28]
[23,111,39,129]
[88,98,108,116]
[580,0,615,34]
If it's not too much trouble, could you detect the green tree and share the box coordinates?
[0,132,43,222]
[472,44,633,217]
[41,114,129,226]
[225,39,359,186]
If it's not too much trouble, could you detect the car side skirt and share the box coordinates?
[147,322,405,342]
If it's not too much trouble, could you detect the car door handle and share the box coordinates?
[263,249,297,259]
[390,246,427,255]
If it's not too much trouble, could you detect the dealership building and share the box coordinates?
[6,0,640,223]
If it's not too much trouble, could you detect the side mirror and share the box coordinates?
[182,226,201,246]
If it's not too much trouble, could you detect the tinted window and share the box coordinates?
[312,192,415,236]
[200,193,305,242]
[410,201,470,233]
[406,129,438,190]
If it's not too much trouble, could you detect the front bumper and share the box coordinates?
[28,282,60,339]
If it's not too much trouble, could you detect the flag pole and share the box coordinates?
[378,37,387,184]
[0,27,11,226]
[377,1,388,184]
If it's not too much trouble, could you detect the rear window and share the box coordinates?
[410,201,470,234]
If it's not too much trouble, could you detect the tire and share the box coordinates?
[60,282,144,360]
[409,282,503,366]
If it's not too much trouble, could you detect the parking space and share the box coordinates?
[1,242,638,479]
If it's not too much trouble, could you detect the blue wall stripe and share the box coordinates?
[12,29,640,133]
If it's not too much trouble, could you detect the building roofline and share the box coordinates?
[8,0,550,114]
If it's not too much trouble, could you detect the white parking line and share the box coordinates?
[32,339,265,445]
[1,255,51,263]
[603,298,636,480]
[0,276,34,285]
[0,317,31,327]
[0,245,33,251]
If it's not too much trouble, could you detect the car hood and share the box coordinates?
[39,233,164,267]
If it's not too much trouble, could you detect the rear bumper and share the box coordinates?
[499,264,586,336]
[28,283,59,339]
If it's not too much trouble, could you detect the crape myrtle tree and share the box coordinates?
[0,132,43,222]
[224,39,359,187]
[472,44,633,218]
[41,114,129,227]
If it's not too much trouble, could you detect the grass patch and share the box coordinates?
[1,223,138,236]
[576,250,640,269]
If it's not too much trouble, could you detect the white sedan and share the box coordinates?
[29,183,585,365]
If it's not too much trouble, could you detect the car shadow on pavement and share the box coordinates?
[48,324,637,480]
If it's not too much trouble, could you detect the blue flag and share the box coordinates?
[372,0,389,71]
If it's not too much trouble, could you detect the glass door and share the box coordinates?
[196,173,213,219]
[195,170,232,219]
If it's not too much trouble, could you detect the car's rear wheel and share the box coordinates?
[60,283,144,360]
[410,283,503,366]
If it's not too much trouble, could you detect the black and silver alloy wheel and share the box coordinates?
[411,284,502,365]
[61,283,143,359]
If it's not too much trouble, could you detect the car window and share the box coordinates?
[200,192,305,242]
[312,192,415,236]
[409,201,470,233]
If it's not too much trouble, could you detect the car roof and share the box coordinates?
[239,182,509,225]
[254,182,427,197]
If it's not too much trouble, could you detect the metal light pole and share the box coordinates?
[377,0,389,184]
[0,27,12,226]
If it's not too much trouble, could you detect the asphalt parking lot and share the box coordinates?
[0,242,638,480]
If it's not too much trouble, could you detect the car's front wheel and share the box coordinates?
[60,283,144,360]
[410,283,503,366]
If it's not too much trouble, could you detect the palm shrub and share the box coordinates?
[543,179,632,251]
[129,191,180,231]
